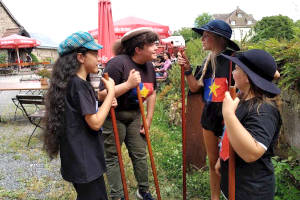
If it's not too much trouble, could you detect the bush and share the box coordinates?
[185,38,207,67]
[30,53,39,62]
[272,156,300,200]
[158,38,207,125]
[36,68,51,78]
[247,39,300,92]
[0,53,7,64]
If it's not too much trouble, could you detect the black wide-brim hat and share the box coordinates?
[192,19,240,51]
[221,49,280,96]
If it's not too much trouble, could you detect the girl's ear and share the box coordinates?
[77,53,85,64]
[135,46,142,55]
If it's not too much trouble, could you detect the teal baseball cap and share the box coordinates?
[58,31,103,56]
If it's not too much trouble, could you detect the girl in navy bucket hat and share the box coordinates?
[178,19,240,199]
[44,31,117,200]
[215,49,282,199]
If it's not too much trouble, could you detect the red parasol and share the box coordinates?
[114,16,170,39]
[98,0,116,64]
[89,16,171,40]
[0,34,40,69]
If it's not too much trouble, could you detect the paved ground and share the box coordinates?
[0,74,76,199]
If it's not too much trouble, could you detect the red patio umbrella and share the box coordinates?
[89,16,171,40]
[0,34,40,70]
[114,17,171,39]
[0,34,40,62]
[98,0,116,64]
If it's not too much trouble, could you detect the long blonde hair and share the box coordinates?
[198,33,228,86]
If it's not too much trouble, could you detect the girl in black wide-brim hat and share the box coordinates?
[178,19,240,199]
[216,49,282,200]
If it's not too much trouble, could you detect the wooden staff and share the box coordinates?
[136,85,161,200]
[103,73,129,200]
[179,49,187,200]
[228,59,236,200]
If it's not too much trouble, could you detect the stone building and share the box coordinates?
[0,0,58,63]
[213,6,257,41]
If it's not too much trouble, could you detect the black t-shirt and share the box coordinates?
[60,76,106,183]
[220,99,282,200]
[191,49,236,136]
[99,54,157,111]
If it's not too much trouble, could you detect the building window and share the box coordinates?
[238,13,242,18]
[248,20,252,25]
[231,21,236,25]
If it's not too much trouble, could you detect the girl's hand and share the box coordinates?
[140,118,151,135]
[177,51,191,71]
[101,77,115,94]
[111,97,118,108]
[222,91,240,117]
[126,69,141,89]
[215,158,221,177]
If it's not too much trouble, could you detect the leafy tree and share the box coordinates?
[172,27,198,43]
[295,20,300,28]
[252,15,295,42]
[194,13,213,28]
[293,20,300,39]
[172,13,213,43]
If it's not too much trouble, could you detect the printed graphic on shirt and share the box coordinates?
[128,82,154,103]
[204,78,228,102]
[219,126,230,161]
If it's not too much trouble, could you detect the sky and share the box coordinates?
[2,0,300,44]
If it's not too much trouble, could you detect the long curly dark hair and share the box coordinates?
[43,48,89,159]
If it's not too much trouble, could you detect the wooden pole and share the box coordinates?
[136,85,161,200]
[228,86,236,200]
[179,49,187,200]
[103,73,129,200]
[228,57,236,200]
[16,47,21,72]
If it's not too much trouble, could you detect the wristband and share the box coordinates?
[184,68,193,76]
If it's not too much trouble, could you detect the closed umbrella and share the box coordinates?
[98,0,116,64]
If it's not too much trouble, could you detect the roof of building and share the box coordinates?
[213,6,257,27]
[0,0,30,37]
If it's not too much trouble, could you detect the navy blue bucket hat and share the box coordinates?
[192,19,240,51]
[221,49,280,96]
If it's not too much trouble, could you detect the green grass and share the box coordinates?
[0,101,298,199]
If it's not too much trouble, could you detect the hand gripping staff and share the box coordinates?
[228,61,236,200]
[179,48,187,200]
[136,85,161,200]
[103,73,129,200]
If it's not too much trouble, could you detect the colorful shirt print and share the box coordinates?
[204,78,228,102]
[128,82,154,103]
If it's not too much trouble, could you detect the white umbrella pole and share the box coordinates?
[16,47,20,72]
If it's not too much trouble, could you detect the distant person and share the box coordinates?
[43,31,116,200]
[25,53,32,63]
[156,52,172,78]
[178,19,240,200]
[98,27,159,200]
[216,49,282,200]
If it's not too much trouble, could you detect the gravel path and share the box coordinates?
[0,75,76,199]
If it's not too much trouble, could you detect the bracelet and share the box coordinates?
[184,68,193,76]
